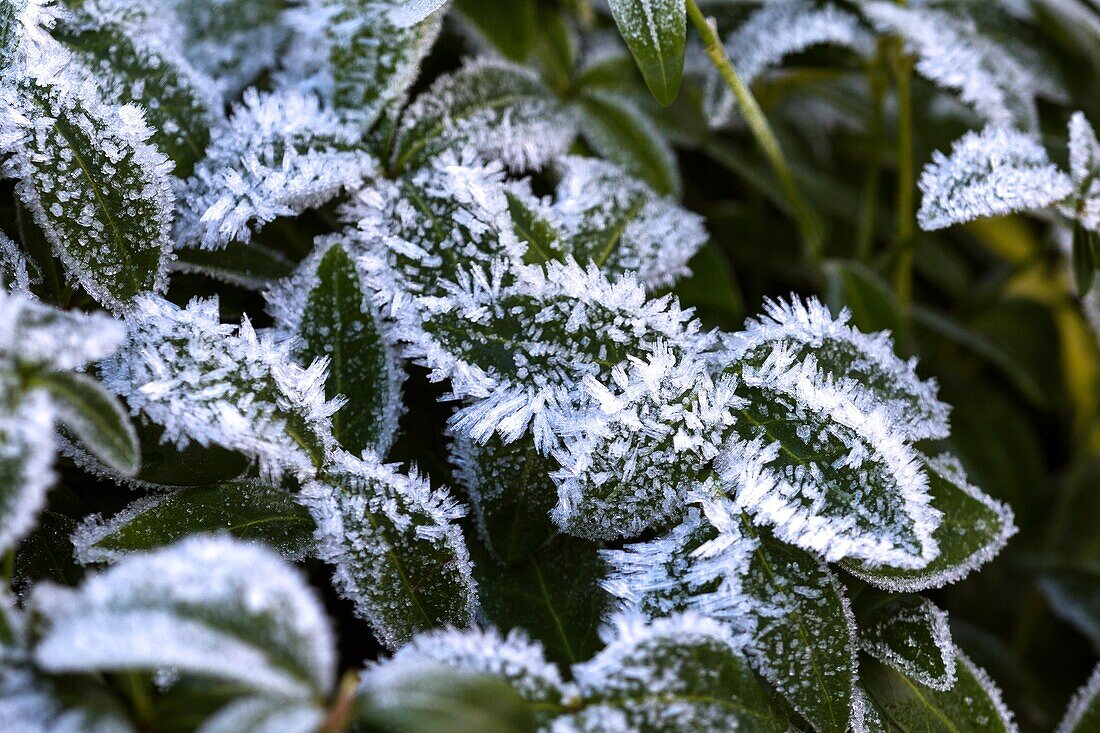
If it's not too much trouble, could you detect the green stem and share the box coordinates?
[685,0,824,261]
[892,10,916,311]
[856,41,889,261]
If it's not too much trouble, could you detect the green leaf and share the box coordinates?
[360,669,535,733]
[280,242,403,456]
[740,523,857,733]
[842,454,1016,592]
[302,453,476,649]
[31,371,139,476]
[53,12,217,178]
[181,696,325,733]
[1,73,173,311]
[455,0,537,62]
[1038,565,1100,651]
[451,434,558,564]
[473,535,610,667]
[608,0,686,106]
[12,509,84,597]
[670,240,743,330]
[174,239,295,291]
[576,89,681,196]
[558,614,789,731]
[71,481,316,565]
[856,594,957,691]
[390,59,574,173]
[1059,664,1100,733]
[130,421,250,488]
[506,191,566,266]
[32,535,336,701]
[862,653,1016,732]
[824,259,903,335]
[1073,221,1096,296]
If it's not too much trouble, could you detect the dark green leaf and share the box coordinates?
[71,481,316,564]
[174,240,295,291]
[360,670,535,733]
[824,259,903,335]
[608,0,686,106]
[862,653,1016,732]
[856,594,957,691]
[131,421,250,488]
[473,535,610,667]
[455,0,537,62]
[670,239,744,329]
[506,191,565,265]
[31,371,139,476]
[13,510,84,596]
[1073,221,1096,296]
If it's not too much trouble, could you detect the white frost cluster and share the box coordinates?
[917,125,1074,231]
[0,288,125,372]
[1064,112,1100,231]
[300,451,477,649]
[100,295,340,482]
[707,1,873,127]
[863,2,1059,131]
[32,535,336,700]
[177,89,377,250]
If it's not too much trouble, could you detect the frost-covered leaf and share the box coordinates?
[506,188,567,265]
[366,626,564,713]
[177,89,376,251]
[1064,111,1100,231]
[575,90,680,198]
[1059,663,1100,733]
[268,240,403,457]
[607,0,686,106]
[31,371,138,476]
[0,49,174,311]
[603,501,857,733]
[100,295,339,482]
[917,126,1073,231]
[0,229,34,293]
[193,697,324,733]
[281,0,443,130]
[170,0,290,97]
[857,595,957,691]
[862,652,1017,733]
[360,668,535,733]
[52,6,219,177]
[555,613,788,732]
[301,451,476,648]
[725,296,950,440]
[717,346,941,569]
[706,1,872,127]
[390,59,575,173]
[33,534,336,700]
[0,666,136,733]
[843,454,1016,591]
[71,481,315,565]
[863,2,1055,130]
[0,390,55,554]
[551,349,734,541]
[0,288,126,372]
[341,152,526,298]
[545,156,706,289]
[401,259,703,451]
[451,433,558,563]
[474,535,610,667]
[174,240,296,291]
[389,0,451,28]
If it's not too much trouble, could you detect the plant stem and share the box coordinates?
[856,41,889,261]
[685,0,824,261]
[892,4,916,311]
[319,670,361,733]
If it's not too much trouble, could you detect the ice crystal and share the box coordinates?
[544,156,708,289]
[863,2,1054,130]
[300,451,476,649]
[0,22,174,311]
[725,296,950,440]
[717,346,942,568]
[100,295,339,482]
[917,126,1073,231]
[707,1,872,127]
[341,150,524,300]
[0,230,35,293]
[399,259,703,451]
[1058,663,1100,733]
[390,59,576,173]
[364,626,564,705]
[600,504,757,639]
[32,535,336,699]
[551,349,736,540]
[177,89,376,250]
[280,0,443,130]
[0,288,126,372]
